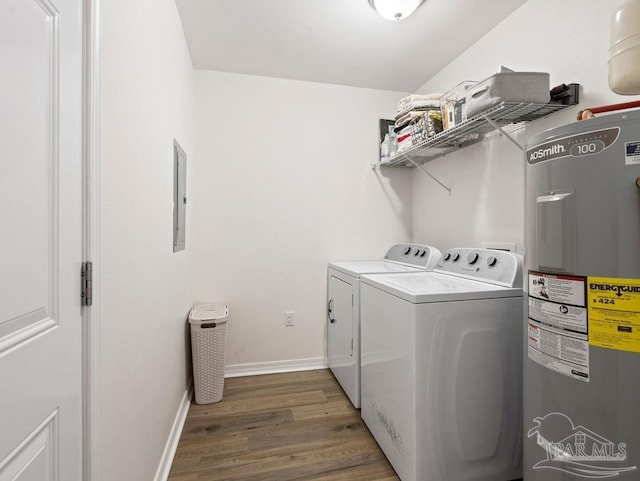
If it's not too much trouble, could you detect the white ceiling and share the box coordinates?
[175,0,527,92]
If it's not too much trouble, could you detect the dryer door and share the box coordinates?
[327,272,357,405]
[328,274,354,365]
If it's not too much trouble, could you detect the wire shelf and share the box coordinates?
[380,101,571,167]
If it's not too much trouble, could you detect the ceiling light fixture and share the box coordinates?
[368,0,425,21]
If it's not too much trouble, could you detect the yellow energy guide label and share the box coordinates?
[588,276,640,353]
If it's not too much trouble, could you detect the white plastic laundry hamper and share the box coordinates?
[188,303,229,404]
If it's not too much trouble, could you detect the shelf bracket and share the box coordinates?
[402,154,452,195]
[481,115,524,151]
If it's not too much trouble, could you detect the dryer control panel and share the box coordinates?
[384,244,442,270]
[436,248,523,288]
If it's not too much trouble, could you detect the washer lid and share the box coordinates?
[329,260,421,277]
[329,244,443,277]
[361,272,522,303]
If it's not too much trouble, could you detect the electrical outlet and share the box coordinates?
[285,311,294,327]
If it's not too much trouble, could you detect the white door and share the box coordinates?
[0,0,84,479]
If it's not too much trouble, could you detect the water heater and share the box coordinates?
[523,110,640,480]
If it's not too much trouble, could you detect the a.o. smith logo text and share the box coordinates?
[529,144,566,162]
[527,127,620,165]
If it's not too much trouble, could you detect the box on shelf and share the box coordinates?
[465,71,550,118]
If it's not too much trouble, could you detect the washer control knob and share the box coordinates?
[452,252,460,262]
[420,250,426,257]
[413,248,420,256]
[487,256,498,267]
[403,246,411,255]
[467,252,479,265]
[443,252,451,261]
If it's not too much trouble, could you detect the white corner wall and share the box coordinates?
[192,71,412,370]
[100,0,195,479]
[412,0,640,253]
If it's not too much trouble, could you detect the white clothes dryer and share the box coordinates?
[360,248,523,481]
[327,244,441,408]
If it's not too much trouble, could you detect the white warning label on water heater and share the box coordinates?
[625,141,640,165]
[527,271,590,382]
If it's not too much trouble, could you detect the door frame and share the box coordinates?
[83,0,101,479]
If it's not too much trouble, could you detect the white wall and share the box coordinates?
[412,0,640,254]
[100,0,195,479]
[192,71,412,369]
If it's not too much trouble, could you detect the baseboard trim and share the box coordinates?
[153,384,193,481]
[225,357,328,378]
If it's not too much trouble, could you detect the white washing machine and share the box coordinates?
[327,243,441,408]
[360,248,523,481]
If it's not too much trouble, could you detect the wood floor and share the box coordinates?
[168,369,400,481]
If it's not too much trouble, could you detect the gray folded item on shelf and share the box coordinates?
[395,110,426,128]
[398,93,442,105]
[396,99,442,118]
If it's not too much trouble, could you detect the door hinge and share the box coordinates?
[81,261,93,307]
